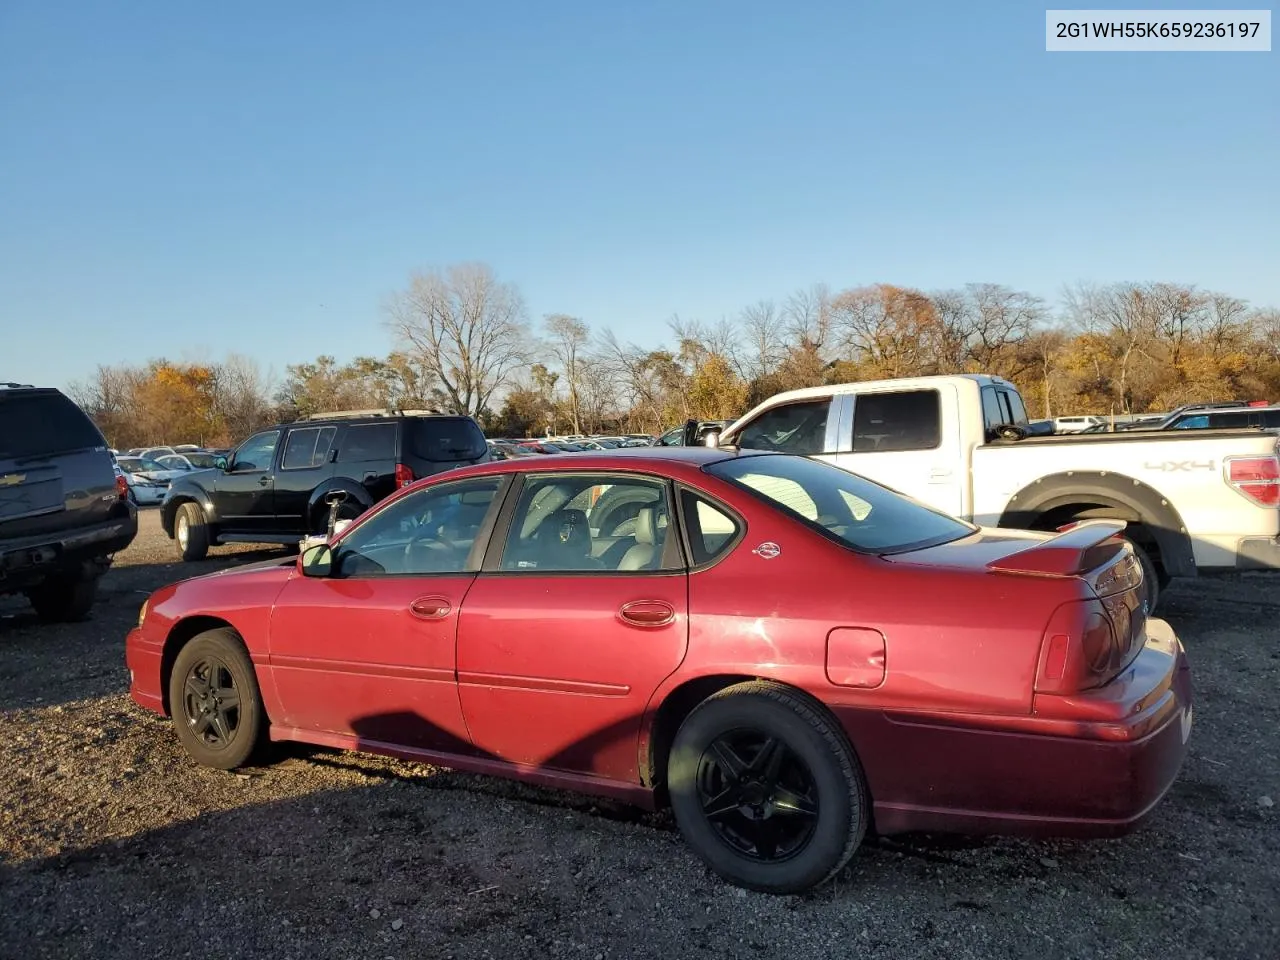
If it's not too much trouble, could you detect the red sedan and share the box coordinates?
[126,448,1192,893]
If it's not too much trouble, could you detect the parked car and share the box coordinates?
[128,447,1190,893]
[1052,415,1106,433]
[159,409,490,560]
[1,383,137,621]
[709,373,1280,609]
[1156,404,1280,431]
[114,456,175,505]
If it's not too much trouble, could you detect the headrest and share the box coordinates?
[547,508,591,549]
[633,506,656,545]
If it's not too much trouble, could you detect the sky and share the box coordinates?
[1,1,1276,391]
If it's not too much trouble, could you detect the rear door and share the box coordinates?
[830,385,965,517]
[274,425,337,533]
[0,389,116,540]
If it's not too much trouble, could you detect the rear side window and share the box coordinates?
[852,390,941,452]
[406,417,487,461]
[336,423,398,462]
[0,391,104,458]
[1263,411,1280,428]
[281,426,337,470]
[678,489,742,566]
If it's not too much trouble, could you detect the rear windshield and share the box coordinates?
[707,453,974,554]
[0,391,105,459]
[407,418,488,461]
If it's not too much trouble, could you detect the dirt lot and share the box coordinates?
[1,509,1277,960]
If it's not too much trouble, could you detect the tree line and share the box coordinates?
[71,262,1280,449]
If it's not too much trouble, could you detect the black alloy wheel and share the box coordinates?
[180,656,242,750]
[696,730,820,862]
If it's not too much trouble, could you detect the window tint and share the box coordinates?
[335,478,502,577]
[736,400,831,455]
[0,391,104,458]
[852,390,941,452]
[708,454,972,553]
[1207,412,1252,428]
[337,423,397,462]
[281,426,337,470]
[230,431,279,472]
[1004,390,1028,423]
[980,387,1003,430]
[679,490,741,566]
[406,418,488,461]
[501,474,672,572]
[1262,410,1280,428]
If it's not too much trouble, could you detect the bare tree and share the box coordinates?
[545,314,590,433]
[737,300,787,381]
[386,263,532,417]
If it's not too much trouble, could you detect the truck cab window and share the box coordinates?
[852,390,941,452]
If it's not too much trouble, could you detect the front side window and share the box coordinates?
[230,432,279,472]
[852,390,941,452]
[707,454,973,554]
[1172,415,1209,430]
[500,474,673,572]
[334,478,503,577]
[735,400,831,456]
[281,426,337,470]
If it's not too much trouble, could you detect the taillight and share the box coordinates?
[1225,455,1280,508]
[115,475,129,500]
[1035,600,1118,694]
[394,463,414,487]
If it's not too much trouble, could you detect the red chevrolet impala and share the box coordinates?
[127,448,1192,893]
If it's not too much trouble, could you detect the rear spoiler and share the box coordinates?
[986,519,1127,577]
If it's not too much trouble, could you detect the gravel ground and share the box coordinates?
[1,509,1277,960]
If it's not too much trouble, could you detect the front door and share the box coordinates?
[215,430,281,533]
[274,424,337,533]
[267,475,507,754]
[457,471,689,784]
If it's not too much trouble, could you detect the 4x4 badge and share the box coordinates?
[752,542,781,559]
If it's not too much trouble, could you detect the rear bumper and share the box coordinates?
[838,619,1192,838]
[0,508,138,591]
[1232,536,1280,571]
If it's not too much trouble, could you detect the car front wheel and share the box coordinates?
[667,680,869,894]
[168,628,264,769]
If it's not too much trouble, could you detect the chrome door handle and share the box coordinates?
[410,596,452,620]
[618,600,676,627]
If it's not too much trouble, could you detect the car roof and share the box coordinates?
[407,445,763,487]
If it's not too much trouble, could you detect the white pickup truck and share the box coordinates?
[709,374,1280,607]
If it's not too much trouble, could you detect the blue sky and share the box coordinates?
[1,0,1276,391]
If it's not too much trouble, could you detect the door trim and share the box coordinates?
[456,671,632,697]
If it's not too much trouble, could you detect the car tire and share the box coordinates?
[27,575,99,623]
[667,680,869,894]
[175,502,210,561]
[1125,538,1161,612]
[168,628,264,770]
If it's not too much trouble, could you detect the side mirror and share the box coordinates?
[214,456,228,471]
[300,542,333,577]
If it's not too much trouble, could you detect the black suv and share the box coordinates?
[0,383,138,621]
[160,409,490,561]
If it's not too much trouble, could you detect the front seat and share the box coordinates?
[617,507,660,571]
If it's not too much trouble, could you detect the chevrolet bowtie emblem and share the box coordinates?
[0,473,26,487]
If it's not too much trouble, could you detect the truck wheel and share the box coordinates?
[27,575,99,623]
[175,503,210,561]
[1125,539,1161,612]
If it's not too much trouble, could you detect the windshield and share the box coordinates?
[707,454,974,554]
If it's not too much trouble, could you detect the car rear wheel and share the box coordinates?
[667,680,869,894]
[168,628,264,770]
[175,502,209,561]
[27,575,99,623]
